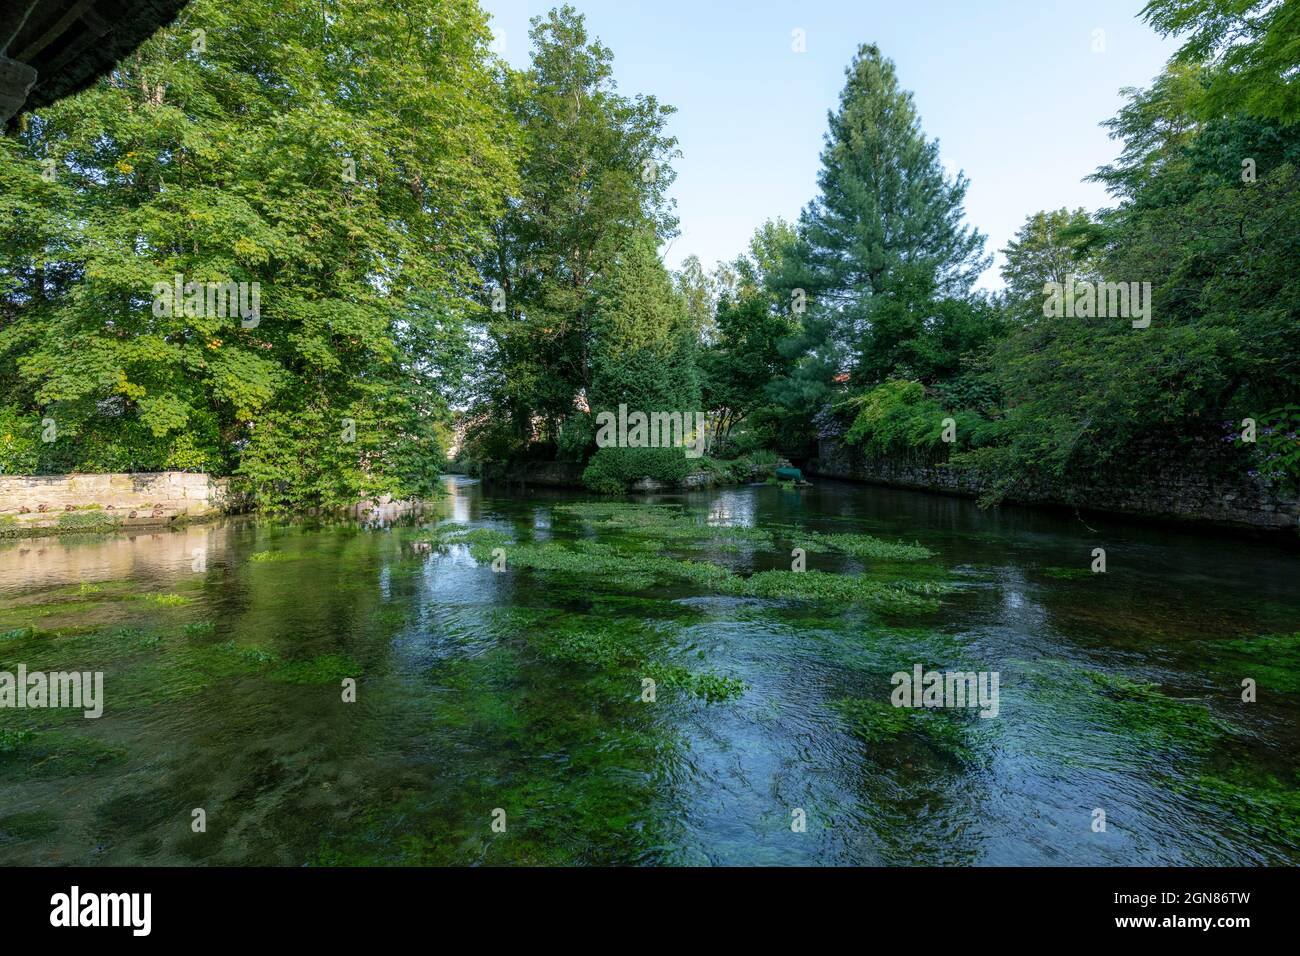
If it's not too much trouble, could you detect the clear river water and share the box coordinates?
[1,476,1297,865]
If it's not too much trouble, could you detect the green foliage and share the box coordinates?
[1143,0,1300,126]
[0,728,127,779]
[770,43,989,410]
[740,570,944,614]
[248,550,300,563]
[4,1,1295,522]
[0,406,41,474]
[0,0,511,507]
[524,617,745,702]
[1186,771,1300,848]
[441,504,949,615]
[1243,407,1300,484]
[588,230,701,427]
[844,380,948,453]
[937,66,1300,504]
[699,220,801,454]
[1022,661,1237,755]
[801,531,933,562]
[267,654,359,685]
[1215,632,1300,694]
[55,511,119,531]
[831,697,971,761]
[582,446,694,494]
[471,4,681,455]
[841,379,995,459]
[1000,208,1100,306]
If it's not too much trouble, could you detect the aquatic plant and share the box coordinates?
[553,502,774,548]
[268,654,359,684]
[1019,661,1239,756]
[1186,770,1300,850]
[137,593,193,607]
[1214,632,1300,694]
[0,810,60,843]
[442,527,948,617]
[801,532,933,562]
[832,696,971,761]
[55,511,120,531]
[0,728,126,779]
[497,609,746,704]
[740,570,944,613]
[1039,566,1096,580]
[652,666,746,702]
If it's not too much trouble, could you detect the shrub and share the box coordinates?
[581,446,694,494]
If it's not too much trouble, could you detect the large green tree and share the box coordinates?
[699,220,800,454]
[579,231,702,491]
[473,5,680,459]
[771,44,989,411]
[0,0,513,509]
[960,65,1300,501]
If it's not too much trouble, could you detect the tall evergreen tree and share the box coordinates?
[772,44,987,405]
[588,231,699,419]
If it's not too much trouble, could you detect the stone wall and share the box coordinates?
[0,472,234,533]
[808,438,1300,531]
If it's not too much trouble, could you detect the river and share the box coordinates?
[1,476,1297,865]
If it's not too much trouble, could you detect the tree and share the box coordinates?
[999,208,1101,315]
[771,44,988,410]
[0,0,514,510]
[588,231,699,420]
[698,221,799,453]
[960,64,1300,501]
[579,231,701,490]
[1143,0,1300,126]
[474,4,680,458]
[1089,62,1208,203]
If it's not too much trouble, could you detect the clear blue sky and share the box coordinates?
[480,0,1177,289]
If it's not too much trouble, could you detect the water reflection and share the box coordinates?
[0,477,1296,866]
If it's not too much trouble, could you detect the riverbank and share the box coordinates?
[0,472,239,538]
[9,446,1297,540]
[0,472,443,539]
[808,437,1300,533]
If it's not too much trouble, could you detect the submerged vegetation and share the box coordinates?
[1213,632,1300,694]
[429,503,946,615]
[1,484,1298,864]
[832,697,973,763]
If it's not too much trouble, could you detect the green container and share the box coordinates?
[775,466,803,482]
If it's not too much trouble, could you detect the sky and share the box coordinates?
[479,0,1179,290]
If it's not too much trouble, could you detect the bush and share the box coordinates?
[556,413,595,463]
[582,446,694,494]
[843,379,988,457]
[0,406,42,475]
[694,450,778,484]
